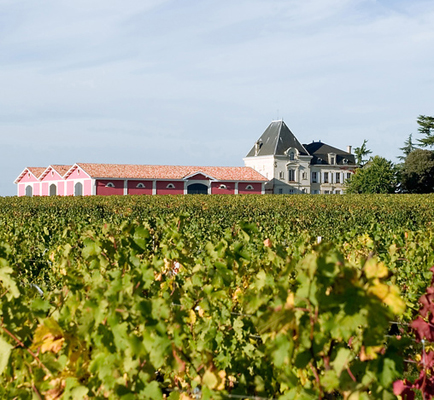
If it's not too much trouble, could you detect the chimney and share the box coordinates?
[347,145,352,154]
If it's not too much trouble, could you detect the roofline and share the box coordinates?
[14,167,44,184]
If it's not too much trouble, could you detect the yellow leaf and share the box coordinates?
[32,318,65,354]
[364,259,388,279]
[359,345,383,361]
[285,292,294,309]
[202,370,218,389]
[217,370,226,390]
[368,283,406,315]
[189,309,196,325]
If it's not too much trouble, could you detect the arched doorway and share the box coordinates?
[74,182,83,196]
[25,185,33,197]
[187,183,208,194]
[49,184,57,196]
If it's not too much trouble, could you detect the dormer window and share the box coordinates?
[166,183,175,189]
[343,158,348,165]
[136,183,145,188]
[330,157,335,165]
[219,184,227,190]
[254,140,263,156]
[289,152,295,161]
[245,185,254,190]
[317,158,323,164]
[105,182,115,188]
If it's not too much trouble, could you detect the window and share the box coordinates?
[346,173,351,180]
[324,190,330,194]
[335,190,341,194]
[51,171,54,176]
[288,169,295,182]
[330,157,335,165]
[289,189,294,194]
[219,184,227,190]
[324,172,329,183]
[49,184,57,196]
[278,188,283,194]
[105,182,115,188]
[302,172,307,180]
[136,183,145,188]
[279,171,284,180]
[301,188,306,194]
[77,169,80,175]
[25,185,33,197]
[289,152,295,161]
[166,183,175,189]
[74,182,83,196]
[312,172,318,183]
[335,173,340,183]
[245,185,254,190]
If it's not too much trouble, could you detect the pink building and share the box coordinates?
[14,163,267,196]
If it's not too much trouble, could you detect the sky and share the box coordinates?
[1,0,433,196]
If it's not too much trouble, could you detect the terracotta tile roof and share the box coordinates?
[27,167,46,178]
[74,163,267,181]
[14,167,47,184]
[51,165,73,177]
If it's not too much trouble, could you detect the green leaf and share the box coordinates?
[332,348,351,376]
[143,381,162,400]
[0,336,12,374]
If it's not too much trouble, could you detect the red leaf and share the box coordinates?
[393,380,415,400]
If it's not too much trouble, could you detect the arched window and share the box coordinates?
[166,183,175,189]
[49,184,57,196]
[219,184,227,190]
[25,185,33,197]
[74,182,83,196]
[105,182,115,188]
[245,185,254,190]
[289,152,295,160]
[136,183,145,188]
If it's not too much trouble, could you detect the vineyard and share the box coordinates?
[1,194,434,399]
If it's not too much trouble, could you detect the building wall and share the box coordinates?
[96,180,124,196]
[156,181,184,195]
[210,182,235,194]
[238,182,262,194]
[128,180,153,195]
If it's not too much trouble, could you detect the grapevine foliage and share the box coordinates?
[0,213,408,399]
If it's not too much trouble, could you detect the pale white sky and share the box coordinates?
[1,0,433,195]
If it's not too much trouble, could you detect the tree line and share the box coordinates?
[345,115,434,194]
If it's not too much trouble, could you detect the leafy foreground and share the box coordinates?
[0,217,410,399]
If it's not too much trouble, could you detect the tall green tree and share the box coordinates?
[398,134,417,161]
[353,139,372,166]
[417,115,434,147]
[400,148,434,193]
[345,156,397,194]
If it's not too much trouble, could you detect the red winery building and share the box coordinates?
[15,163,267,196]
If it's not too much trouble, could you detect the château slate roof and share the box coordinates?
[304,142,355,165]
[246,120,309,157]
[69,163,268,181]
